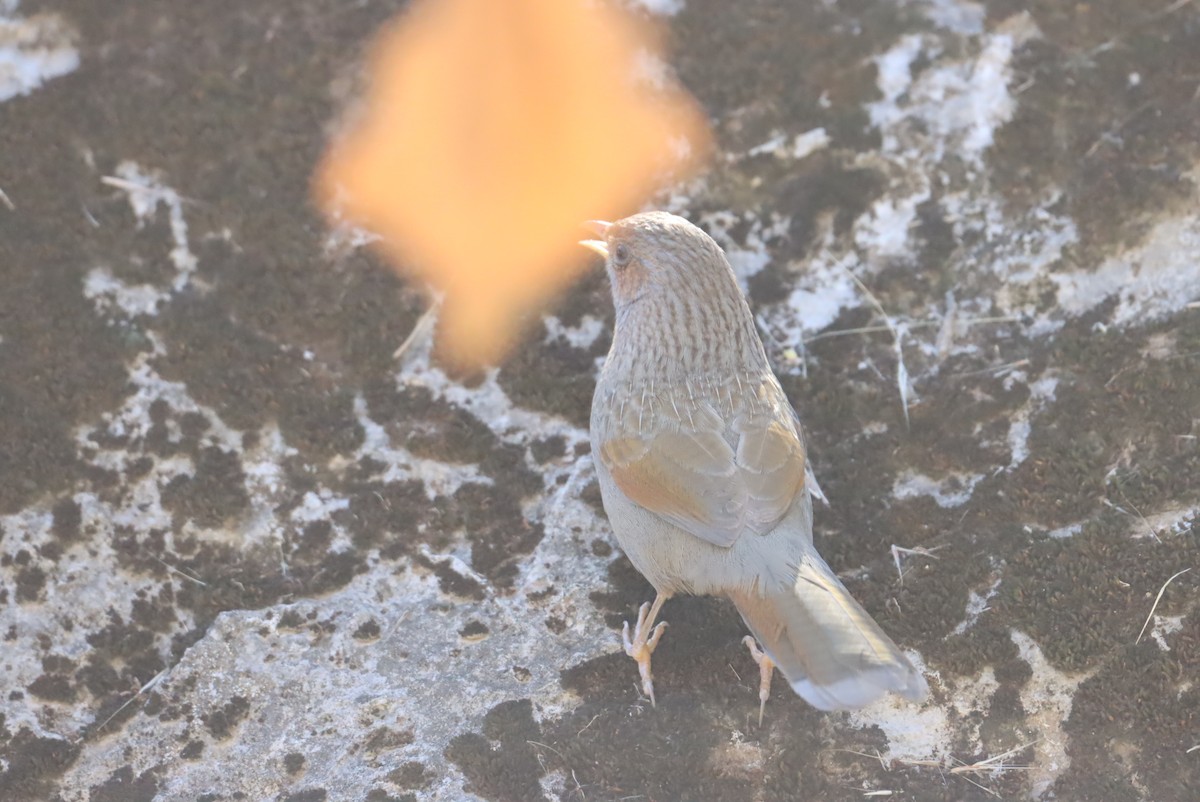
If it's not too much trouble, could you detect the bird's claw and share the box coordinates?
[743,636,775,726]
[622,601,668,705]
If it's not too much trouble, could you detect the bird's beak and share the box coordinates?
[579,220,611,259]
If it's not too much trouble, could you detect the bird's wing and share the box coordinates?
[597,376,806,548]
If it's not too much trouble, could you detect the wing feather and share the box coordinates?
[597,376,806,547]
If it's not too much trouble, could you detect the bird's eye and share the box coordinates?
[612,243,631,268]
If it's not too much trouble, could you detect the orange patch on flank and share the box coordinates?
[315,0,711,366]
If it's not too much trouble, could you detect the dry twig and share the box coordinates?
[891,544,944,584]
[1136,568,1192,644]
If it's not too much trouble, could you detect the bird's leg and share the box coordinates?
[622,593,668,706]
[742,636,775,726]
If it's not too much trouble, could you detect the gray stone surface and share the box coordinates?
[2,0,1199,800]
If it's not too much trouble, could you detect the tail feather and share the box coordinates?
[731,551,927,711]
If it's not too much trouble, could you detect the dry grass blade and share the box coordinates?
[101,175,150,193]
[393,297,441,362]
[1105,470,1163,542]
[837,261,912,428]
[893,325,911,429]
[948,740,1038,774]
[941,742,1040,798]
[805,315,1018,345]
[576,713,600,737]
[155,557,208,587]
[949,358,1031,379]
[527,740,566,760]
[100,175,201,206]
[891,544,944,583]
[831,747,889,770]
[956,773,1000,797]
[90,667,170,738]
[1155,0,1196,18]
[1136,567,1192,644]
[805,323,922,343]
[837,740,1036,799]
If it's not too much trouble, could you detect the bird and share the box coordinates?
[580,211,928,719]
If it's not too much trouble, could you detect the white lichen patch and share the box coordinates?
[699,210,792,287]
[847,656,1000,766]
[1048,521,1084,539]
[1011,629,1098,798]
[771,7,1181,357]
[2,326,328,747]
[628,0,685,17]
[80,344,300,553]
[774,229,863,340]
[397,309,592,471]
[922,0,986,34]
[743,127,830,161]
[758,14,1056,366]
[790,127,831,160]
[321,217,382,257]
[107,162,198,288]
[0,494,202,739]
[708,730,766,783]
[867,16,1039,167]
[14,217,616,800]
[0,1,78,103]
[852,13,1046,281]
[83,267,166,319]
[1129,505,1200,541]
[55,465,619,802]
[289,487,350,524]
[854,187,931,260]
[1050,197,1200,327]
[86,162,200,318]
[87,341,243,454]
[893,470,985,508]
[949,575,1001,637]
[340,394,492,500]
[990,202,1082,315]
[543,314,606,350]
[1005,373,1060,470]
[1149,614,1184,652]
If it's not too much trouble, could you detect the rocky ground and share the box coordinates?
[2,0,1199,800]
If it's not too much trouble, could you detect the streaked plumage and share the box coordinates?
[586,211,927,712]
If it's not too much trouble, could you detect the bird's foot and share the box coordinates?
[743,636,775,726]
[622,601,668,706]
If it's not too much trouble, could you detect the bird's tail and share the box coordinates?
[729,549,928,711]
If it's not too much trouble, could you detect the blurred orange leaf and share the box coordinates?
[316,0,710,366]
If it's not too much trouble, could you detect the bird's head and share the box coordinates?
[580,211,735,318]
